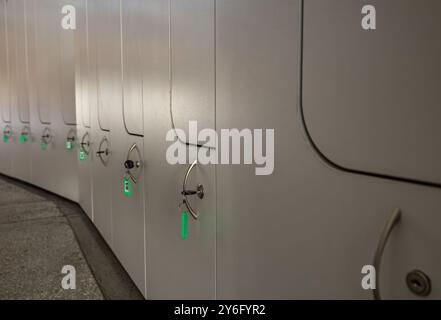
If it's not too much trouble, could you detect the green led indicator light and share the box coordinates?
[181,210,188,240]
[123,177,132,198]
[40,143,46,151]
[20,135,26,144]
[65,140,73,150]
[79,150,86,161]
[2,135,7,143]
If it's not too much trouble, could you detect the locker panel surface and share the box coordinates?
[302,0,441,185]
[75,0,90,129]
[0,0,10,123]
[111,135,146,295]
[216,0,441,299]
[144,0,215,299]
[92,0,120,132]
[7,0,31,183]
[33,0,54,125]
[103,0,146,295]
[88,0,112,243]
[26,0,50,190]
[58,0,77,126]
[75,0,92,218]
[13,0,30,124]
[170,0,215,147]
[121,0,144,136]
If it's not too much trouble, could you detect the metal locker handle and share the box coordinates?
[41,127,52,145]
[80,132,91,154]
[372,208,402,300]
[181,160,204,220]
[96,137,110,165]
[125,143,142,183]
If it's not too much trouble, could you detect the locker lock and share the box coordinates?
[124,143,142,183]
[20,126,31,144]
[406,270,431,297]
[124,159,140,170]
[41,127,52,146]
[181,160,204,220]
[2,125,12,143]
[65,129,76,150]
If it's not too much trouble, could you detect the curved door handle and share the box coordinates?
[96,137,110,165]
[373,208,402,300]
[80,132,91,155]
[41,127,52,145]
[181,160,204,220]
[124,143,142,183]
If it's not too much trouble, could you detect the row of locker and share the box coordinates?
[1,0,440,299]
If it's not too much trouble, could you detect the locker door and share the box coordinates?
[170,0,215,148]
[75,0,92,218]
[58,0,76,126]
[113,0,146,295]
[33,0,51,126]
[0,0,10,175]
[94,0,118,132]
[14,0,30,125]
[89,0,114,244]
[38,0,77,201]
[0,0,10,124]
[28,0,54,192]
[7,0,31,182]
[144,0,215,299]
[302,0,441,186]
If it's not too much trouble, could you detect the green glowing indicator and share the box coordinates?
[79,150,86,161]
[66,140,73,150]
[40,143,46,151]
[181,210,188,240]
[123,177,132,198]
[20,135,26,144]
[2,135,7,143]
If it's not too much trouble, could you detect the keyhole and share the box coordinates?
[406,270,431,297]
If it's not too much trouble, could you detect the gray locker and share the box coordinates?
[75,0,92,218]
[28,0,54,192]
[113,0,147,295]
[302,0,441,186]
[0,0,10,175]
[144,0,216,299]
[89,0,113,245]
[35,0,78,201]
[94,0,118,132]
[7,0,31,183]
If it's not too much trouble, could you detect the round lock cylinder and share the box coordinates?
[406,270,431,297]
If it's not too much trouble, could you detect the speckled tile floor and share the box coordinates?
[0,175,143,300]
